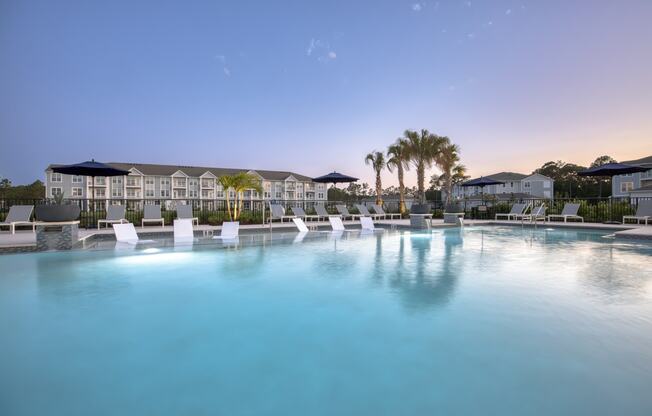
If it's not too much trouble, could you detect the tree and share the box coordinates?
[218,173,262,221]
[403,129,446,203]
[365,151,385,205]
[386,139,410,213]
[0,178,11,189]
[590,155,617,168]
[590,155,617,197]
[435,140,465,204]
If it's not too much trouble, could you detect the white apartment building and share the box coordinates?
[45,162,327,206]
[451,172,555,200]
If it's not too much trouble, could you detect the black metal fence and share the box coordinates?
[0,196,649,229]
[460,196,652,222]
[0,198,396,229]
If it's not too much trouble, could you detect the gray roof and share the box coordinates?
[622,155,652,168]
[47,162,314,182]
[485,172,528,181]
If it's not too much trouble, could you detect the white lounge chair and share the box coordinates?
[292,217,311,233]
[98,205,128,229]
[173,219,195,244]
[547,203,583,223]
[371,204,401,220]
[336,205,361,221]
[315,204,338,220]
[213,221,239,240]
[291,206,320,222]
[623,200,652,225]
[142,205,164,228]
[328,216,353,232]
[356,204,383,220]
[360,216,384,231]
[112,223,154,244]
[269,204,295,223]
[495,203,527,221]
[176,205,199,226]
[0,205,35,234]
[520,205,546,222]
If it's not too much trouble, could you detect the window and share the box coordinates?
[620,182,634,193]
[201,190,214,199]
[95,177,106,186]
[297,192,303,199]
[523,181,531,188]
[127,189,141,198]
[173,178,187,187]
[229,190,236,199]
[126,176,141,187]
[543,180,551,188]
[51,172,62,182]
[160,178,171,197]
[145,177,155,198]
[111,187,123,197]
[95,189,106,198]
[216,185,225,198]
[275,191,282,199]
[71,187,83,197]
[72,175,83,183]
[145,189,155,198]
[51,187,62,197]
[318,192,324,199]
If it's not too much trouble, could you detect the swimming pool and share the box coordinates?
[1,226,651,415]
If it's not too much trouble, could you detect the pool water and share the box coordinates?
[1,227,651,415]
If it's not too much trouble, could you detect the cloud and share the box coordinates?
[505,9,512,15]
[223,67,231,77]
[412,3,423,12]
[215,54,230,77]
[306,38,337,62]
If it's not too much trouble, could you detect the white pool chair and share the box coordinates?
[176,205,199,226]
[0,205,35,234]
[142,205,164,228]
[292,217,311,233]
[548,203,583,223]
[315,204,337,220]
[268,204,295,223]
[328,216,353,232]
[213,221,239,240]
[495,203,527,221]
[291,206,320,222]
[98,205,128,229]
[371,204,401,220]
[173,219,194,244]
[335,205,361,221]
[623,200,652,225]
[356,204,383,220]
[360,216,385,231]
[112,223,154,244]
[520,205,546,222]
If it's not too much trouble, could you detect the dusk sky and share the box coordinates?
[1,0,650,186]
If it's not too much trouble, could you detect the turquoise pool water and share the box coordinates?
[1,227,651,415]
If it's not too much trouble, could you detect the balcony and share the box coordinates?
[126,178,141,187]
[201,181,214,188]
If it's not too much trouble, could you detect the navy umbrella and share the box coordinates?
[313,171,359,187]
[578,163,648,197]
[52,160,130,213]
[577,163,648,177]
[461,177,504,203]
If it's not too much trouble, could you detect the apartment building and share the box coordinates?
[45,162,327,204]
[451,172,554,200]
[611,155,652,198]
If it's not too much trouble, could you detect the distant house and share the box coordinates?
[611,155,652,198]
[450,172,554,200]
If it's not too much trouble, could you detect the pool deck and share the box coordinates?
[0,218,650,250]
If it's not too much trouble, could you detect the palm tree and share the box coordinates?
[403,129,447,203]
[386,139,410,214]
[435,141,463,204]
[365,151,385,206]
[218,172,263,221]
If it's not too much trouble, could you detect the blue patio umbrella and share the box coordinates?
[52,160,130,213]
[312,171,359,185]
[578,163,649,197]
[461,177,504,203]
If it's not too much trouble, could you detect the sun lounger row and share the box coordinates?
[495,203,584,223]
[269,203,400,223]
[98,204,198,229]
